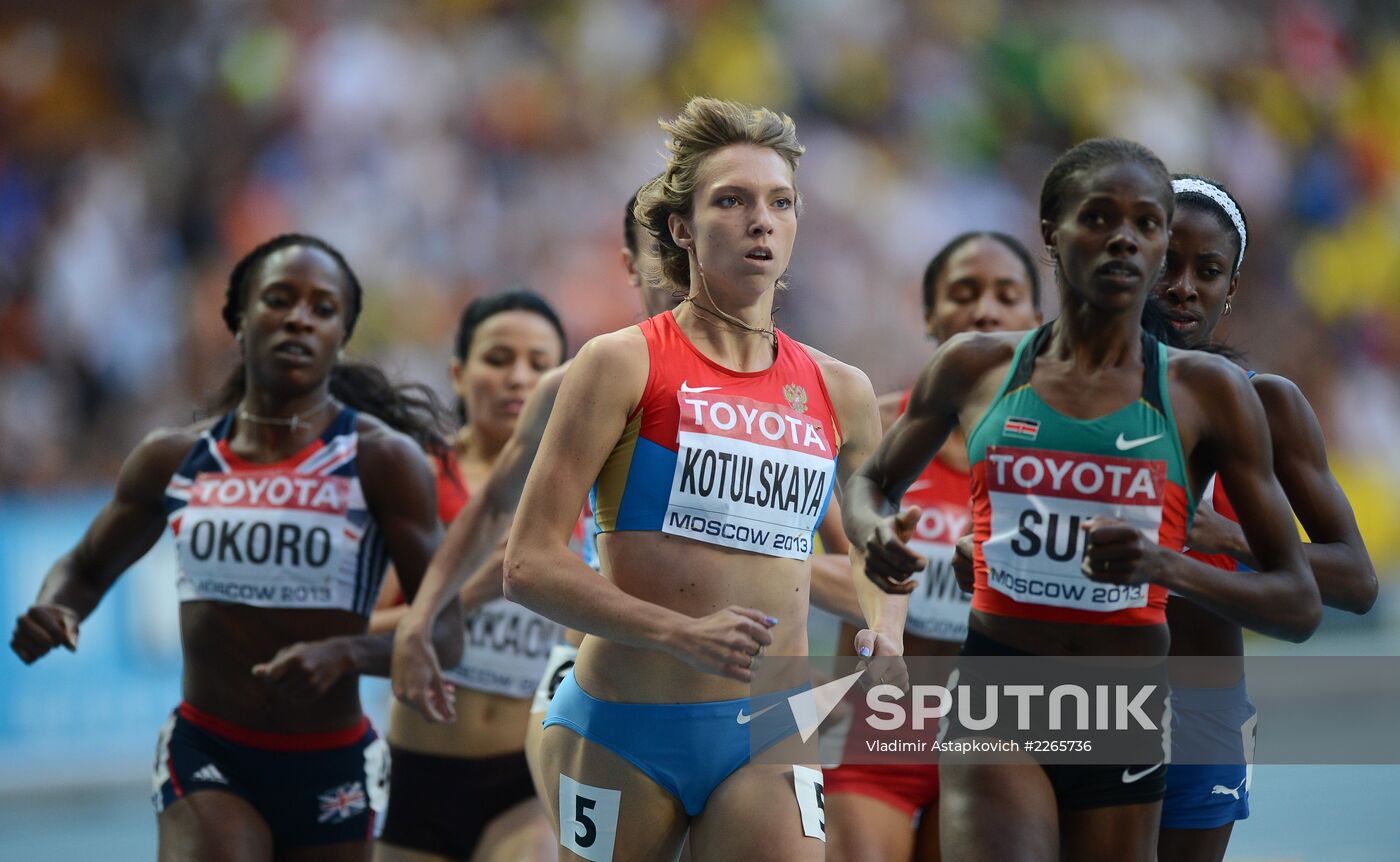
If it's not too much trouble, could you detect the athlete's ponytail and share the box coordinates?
[211,234,454,466]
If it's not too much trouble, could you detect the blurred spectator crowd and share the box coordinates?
[1,0,1398,568]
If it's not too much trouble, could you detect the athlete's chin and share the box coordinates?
[725,267,778,288]
[254,366,332,398]
[1084,288,1141,315]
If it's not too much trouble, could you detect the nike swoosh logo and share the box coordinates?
[735,702,781,725]
[906,480,933,493]
[1115,432,1164,451]
[1121,762,1164,784]
[680,381,721,393]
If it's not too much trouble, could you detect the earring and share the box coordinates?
[1223,299,1232,316]
[235,332,244,344]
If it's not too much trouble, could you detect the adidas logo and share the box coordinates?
[192,764,229,784]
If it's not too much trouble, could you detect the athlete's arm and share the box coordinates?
[504,332,776,683]
[808,499,865,626]
[1083,355,1322,642]
[844,333,994,592]
[11,428,189,663]
[876,390,906,434]
[367,569,405,635]
[1188,375,1377,614]
[390,368,566,720]
[808,351,908,654]
[253,426,461,696]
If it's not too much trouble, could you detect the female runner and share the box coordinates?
[10,234,462,861]
[845,139,1320,862]
[390,186,683,728]
[826,232,1042,862]
[501,97,897,861]
[1153,174,1376,862]
[373,291,569,861]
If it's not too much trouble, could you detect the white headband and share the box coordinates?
[1172,177,1247,271]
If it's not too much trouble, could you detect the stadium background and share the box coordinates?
[1,1,1398,858]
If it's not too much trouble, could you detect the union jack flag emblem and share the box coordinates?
[317,781,367,823]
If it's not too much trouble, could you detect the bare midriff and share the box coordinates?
[573,531,812,704]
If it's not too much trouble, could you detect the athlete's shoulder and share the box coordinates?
[1249,373,1320,429]
[121,421,213,500]
[944,329,1022,363]
[1165,346,1250,394]
[352,418,437,516]
[146,415,216,443]
[137,418,217,464]
[795,341,875,402]
[1165,348,1262,439]
[575,325,649,369]
[555,328,650,417]
[353,414,432,473]
[929,330,1025,387]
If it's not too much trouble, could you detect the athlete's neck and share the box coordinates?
[233,383,335,454]
[673,297,778,372]
[1049,298,1144,372]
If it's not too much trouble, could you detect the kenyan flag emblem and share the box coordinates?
[1003,417,1040,440]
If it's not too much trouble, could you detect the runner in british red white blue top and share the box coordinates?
[11,235,462,859]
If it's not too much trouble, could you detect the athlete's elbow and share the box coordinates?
[501,550,539,605]
[1344,562,1379,615]
[1356,572,1380,615]
[1280,590,1323,643]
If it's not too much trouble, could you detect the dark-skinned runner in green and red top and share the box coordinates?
[844,138,1319,862]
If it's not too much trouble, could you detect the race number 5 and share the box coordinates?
[792,765,826,841]
[558,773,620,861]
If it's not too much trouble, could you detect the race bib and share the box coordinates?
[174,472,360,608]
[905,542,971,641]
[446,598,568,698]
[664,392,835,560]
[981,446,1164,612]
[902,499,972,640]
